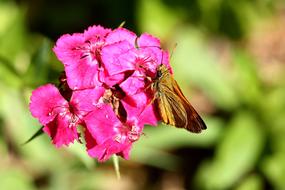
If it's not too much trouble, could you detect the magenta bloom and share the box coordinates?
[30,84,80,147]
[84,104,139,161]
[53,26,111,90]
[29,24,171,162]
[30,84,105,147]
[102,32,170,81]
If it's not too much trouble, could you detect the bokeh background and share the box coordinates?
[1,0,285,189]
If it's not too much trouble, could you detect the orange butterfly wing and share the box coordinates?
[155,64,207,133]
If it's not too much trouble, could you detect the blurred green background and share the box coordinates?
[1,0,285,189]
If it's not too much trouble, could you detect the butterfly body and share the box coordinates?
[153,64,207,133]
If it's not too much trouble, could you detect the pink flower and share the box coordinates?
[84,104,145,161]
[30,24,172,162]
[105,28,136,45]
[29,84,105,147]
[121,92,160,127]
[101,32,170,83]
[84,88,159,161]
[53,26,111,90]
[99,41,136,86]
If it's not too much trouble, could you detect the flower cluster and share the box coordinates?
[29,25,170,161]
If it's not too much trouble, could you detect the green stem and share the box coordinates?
[112,155,121,180]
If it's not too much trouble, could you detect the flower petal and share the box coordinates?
[84,25,111,43]
[106,28,136,45]
[65,58,102,89]
[138,103,160,126]
[137,33,161,48]
[70,86,105,117]
[53,33,103,89]
[100,72,126,87]
[43,114,79,147]
[29,84,68,125]
[84,104,136,161]
[84,127,98,150]
[53,33,86,66]
[84,104,120,143]
[120,71,145,96]
[87,139,131,162]
[137,33,171,74]
[122,94,160,127]
[101,41,136,76]
[161,51,172,73]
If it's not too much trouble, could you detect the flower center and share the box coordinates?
[73,40,104,64]
[113,124,141,143]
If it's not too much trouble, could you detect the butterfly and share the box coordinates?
[152,64,207,133]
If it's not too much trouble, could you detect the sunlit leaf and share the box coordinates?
[137,0,183,38]
[0,2,27,62]
[172,28,239,110]
[0,169,36,190]
[0,56,21,88]
[231,49,262,107]
[261,153,285,190]
[195,112,265,189]
[67,142,95,169]
[22,126,44,145]
[24,38,55,86]
[131,117,222,170]
[235,174,263,190]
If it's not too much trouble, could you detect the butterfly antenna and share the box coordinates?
[170,42,177,60]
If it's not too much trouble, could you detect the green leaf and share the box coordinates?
[235,174,263,190]
[0,169,36,190]
[0,2,27,62]
[261,87,285,129]
[195,112,265,189]
[22,126,44,145]
[0,56,21,88]
[231,49,262,107]
[130,145,181,171]
[138,117,223,149]
[137,0,183,38]
[67,142,95,169]
[24,38,54,86]
[172,28,239,110]
[131,117,222,170]
[262,153,285,189]
[0,84,61,168]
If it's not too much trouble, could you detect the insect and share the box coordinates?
[152,64,207,133]
[101,85,127,123]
